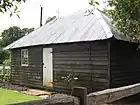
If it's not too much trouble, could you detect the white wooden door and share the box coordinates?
[43,48,53,87]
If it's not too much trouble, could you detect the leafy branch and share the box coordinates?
[104,0,140,40]
[88,0,100,6]
[0,0,26,17]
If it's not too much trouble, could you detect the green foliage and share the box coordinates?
[0,88,41,105]
[0,26,34,64]
[0,64,11,82]
[1,26,34,47]
[22,28,34,34]
[46,16,56,24]
[105,0,140,39]
[88,0,100,7]
[0,39,3,46]
[61,71,78,87]
[0,0,25,16]
[0,48,10,64]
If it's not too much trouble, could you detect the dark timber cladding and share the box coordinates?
[11,46,43,88]
[90,41,109,91]
[52,41,109,93]
[110,38,140,88]
[11,40,109,92]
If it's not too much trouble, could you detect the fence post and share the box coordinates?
[71,87,87,105]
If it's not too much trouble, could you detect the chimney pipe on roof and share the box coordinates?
[40,6,43,27]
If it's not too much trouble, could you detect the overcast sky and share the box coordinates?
[0,0,106,34]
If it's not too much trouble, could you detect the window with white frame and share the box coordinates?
[21,49,28,66]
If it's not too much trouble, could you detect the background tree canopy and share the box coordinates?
[89,0,140,40]
[46,16,56,24]
[0,26,34,64]
[104,0,140,40]
[0,48,9,64]
[1,26,34,47]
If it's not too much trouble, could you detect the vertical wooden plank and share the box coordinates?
[89,42,93,92]
[108,41,111,88]
[71,87,87,105]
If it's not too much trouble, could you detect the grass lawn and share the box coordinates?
[0,88,41,105]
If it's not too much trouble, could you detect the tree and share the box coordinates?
[0,38,9,64]
[0,26,34,64]
[22,28,34,34]
[88,0,100,7]
[1,26,34,47]
[46,16,56,24]
[0,48,9,64]
[104,0,140,39]
[0,39,3,46]
[0,0,25,15]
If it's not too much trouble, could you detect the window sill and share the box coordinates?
[21,64,28,67]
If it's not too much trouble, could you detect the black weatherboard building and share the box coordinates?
[5,9,140,93]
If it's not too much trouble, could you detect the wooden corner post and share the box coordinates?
[71,87,87,105]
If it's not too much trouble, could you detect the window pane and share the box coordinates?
[21,49,29,66]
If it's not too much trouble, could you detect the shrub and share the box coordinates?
[0,64,11,82]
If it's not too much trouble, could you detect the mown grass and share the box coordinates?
[0,88,41,105]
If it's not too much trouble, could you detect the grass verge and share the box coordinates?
[0,88,41,105]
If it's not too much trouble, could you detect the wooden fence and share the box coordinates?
[87,83,140,105]
[10,83,140,105]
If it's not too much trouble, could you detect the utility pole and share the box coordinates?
[40,6,43,27]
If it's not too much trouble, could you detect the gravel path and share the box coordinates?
[0,82,28,91]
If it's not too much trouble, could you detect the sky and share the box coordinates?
[0,0,106,35]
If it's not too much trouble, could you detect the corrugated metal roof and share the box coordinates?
[4,9,137,50]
